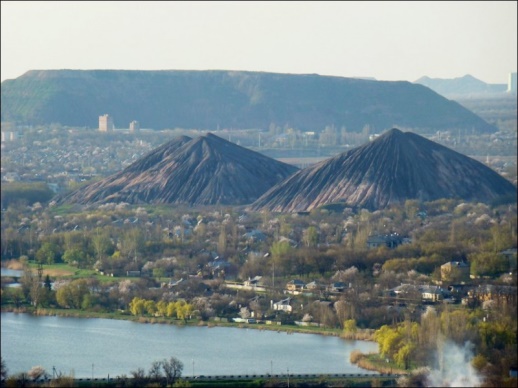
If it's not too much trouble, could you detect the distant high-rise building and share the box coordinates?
[1,131,20,142]
[129,120,140,132]
[99,114,114,132]
[508,72,517,93]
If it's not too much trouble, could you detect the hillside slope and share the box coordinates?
[249,128,517,212]
[1,70,496,133]
[415,74,507,97]
[57,133,299,206]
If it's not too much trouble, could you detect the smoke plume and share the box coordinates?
[426,340,482,387]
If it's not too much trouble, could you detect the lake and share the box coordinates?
[1,313,378,379]
[0,268,23,277]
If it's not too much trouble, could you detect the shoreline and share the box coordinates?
[0,305,375,341]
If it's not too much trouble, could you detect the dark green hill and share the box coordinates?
[1,69,496,133]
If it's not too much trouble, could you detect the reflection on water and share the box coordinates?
[1,268,23,277]
[1,313,378,378]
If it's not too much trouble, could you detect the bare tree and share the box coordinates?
[239,306,251,319]
[130,367,147,387]
[148,360,163,383]
[1,356,7,381]
[162,356,183,386]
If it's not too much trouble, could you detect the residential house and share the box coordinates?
[386,284,445,303]
[233,317,256,324]
[327,282,347,293]
[272,298,292,313]
[305,281,322,291]
[286,279,305,293]
[367,233,404,249]
[164,278,183,289]
[278,236,298,248]
[243,229,267,242]
[244,276,264,288]
[419,285,445,302]
[386,284,421,301]
[207,257,233,278]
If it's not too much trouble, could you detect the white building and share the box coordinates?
[1,131,20,142]
[99,114,114,132]
[129,120,140,132]
[272,298,292,312]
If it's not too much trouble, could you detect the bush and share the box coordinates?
[350,349,363,364]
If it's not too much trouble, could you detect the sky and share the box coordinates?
[1,1,517,84]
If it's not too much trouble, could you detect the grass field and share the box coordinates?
[25,262,117,282]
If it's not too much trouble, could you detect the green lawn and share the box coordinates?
[27,262,116,282]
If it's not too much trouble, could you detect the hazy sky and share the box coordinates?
[1,1,516,84]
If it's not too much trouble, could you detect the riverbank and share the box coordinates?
[2,311,380,381]
[0,305,375,341]
[350,350,409,375]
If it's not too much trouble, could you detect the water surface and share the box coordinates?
[1,313,378,378]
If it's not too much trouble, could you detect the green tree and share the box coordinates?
[166,301,177,318]
[303,226,318,248]
[470,252,508,278]
[129,297,146,316]
[63,230,89,253]
[55,279,90,309]
[81,293,96,310]
[120,228,145,261]
[70,279,90,309]
[172,300,193,321]
[91,227,112,262]
[153,267,165,279]
[395,343,415,369]
[271,241,292,259]
[56,285,73,309]
[144,300,157,316]
[35,242,60,264]
[343,319,357,336]
[4,287,24,308]
[19,264,37,303]
[270,240,293,278]
[156,300,168,317]
[63,248,87,267]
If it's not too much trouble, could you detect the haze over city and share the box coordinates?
[1,1,516,84]
[1,2,518,387]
